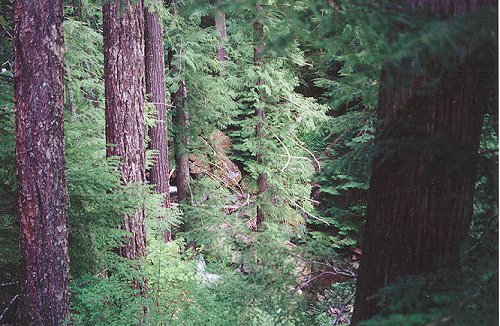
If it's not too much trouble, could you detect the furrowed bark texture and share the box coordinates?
[145,0,170,208]
[351,1,496,324]
[254,6,268,229]
[103,0,147,259]
[13,0,70,324]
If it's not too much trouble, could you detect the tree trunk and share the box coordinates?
[145,0,171,209]
[173,81,190,203]
[103,0,147,259]
[167,0,190,204]
[351,1,496,324]
[13,0,69,324]
[254,5,268,229]
[215,9,228,63]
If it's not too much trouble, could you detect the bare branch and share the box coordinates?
[287,134,322,171]
[287,196,331,226]
[0,294,19,321]
[272,130,291,173]
[0,281,17,287]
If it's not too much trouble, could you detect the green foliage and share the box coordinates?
[0,0,496,325]
[361,268,498,326]
[309,281,356,326]
[0,82,18,319]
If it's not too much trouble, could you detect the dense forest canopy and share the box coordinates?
[0,0,497,325]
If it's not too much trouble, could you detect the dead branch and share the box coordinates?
[0,294,18,322]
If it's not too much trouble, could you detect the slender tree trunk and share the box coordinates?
[103,0,147,259]
[167,0,190,204]
[173,80,190,203]
[13,0,69,324]
[145,0,171,210]
[254,4,268,228]
[351,1,496,324]
[215,9,228,63]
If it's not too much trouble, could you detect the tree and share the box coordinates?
[172,81,190,203]
[103,0,147,259]
[215,7,228,63]
[254,3,268,229]
[13,0,70,323]
[145,1,171,211]
[351,1,497,324]
[168,0,190,204]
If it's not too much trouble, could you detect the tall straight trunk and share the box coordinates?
[254,4,268,228]
[13,0,69,324]
[173,81,190,203]
[167,0,190,203]
[351,1,496,324]
[145,0,170,208]
[103,0,147,259]
[215,9,228,63]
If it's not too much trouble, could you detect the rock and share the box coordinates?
[187,130,242,189]
[189,153,210,174]
[210,130,242,187]
[197,256,221,284]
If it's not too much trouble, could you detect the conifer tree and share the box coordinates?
[145,0,171,211]
[173,83,190,203]
[254,3,268,228]
[169,0,190,203]
[351,1,497,323]
[13,0,69,323]
[103,0,147,259]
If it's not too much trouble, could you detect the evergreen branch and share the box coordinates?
[225,193,251,215]
[425,287,485,326]
[191,161,240,195]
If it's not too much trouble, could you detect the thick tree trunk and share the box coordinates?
[215,9,228,63]
[13,0,70,324]
[254,5,268,228]
[103,0,147,259]
[145,0,171,208]
[351,1,496,324]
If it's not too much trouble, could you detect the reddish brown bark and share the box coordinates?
[254,5,268,228]
[145,0,171,208]
[103,0,147,259]
[13,0,69,324]
[351,1,496,324]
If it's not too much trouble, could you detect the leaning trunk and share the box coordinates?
[14,0,70,323]
[103,0,147,259]
[351,1,496,324]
